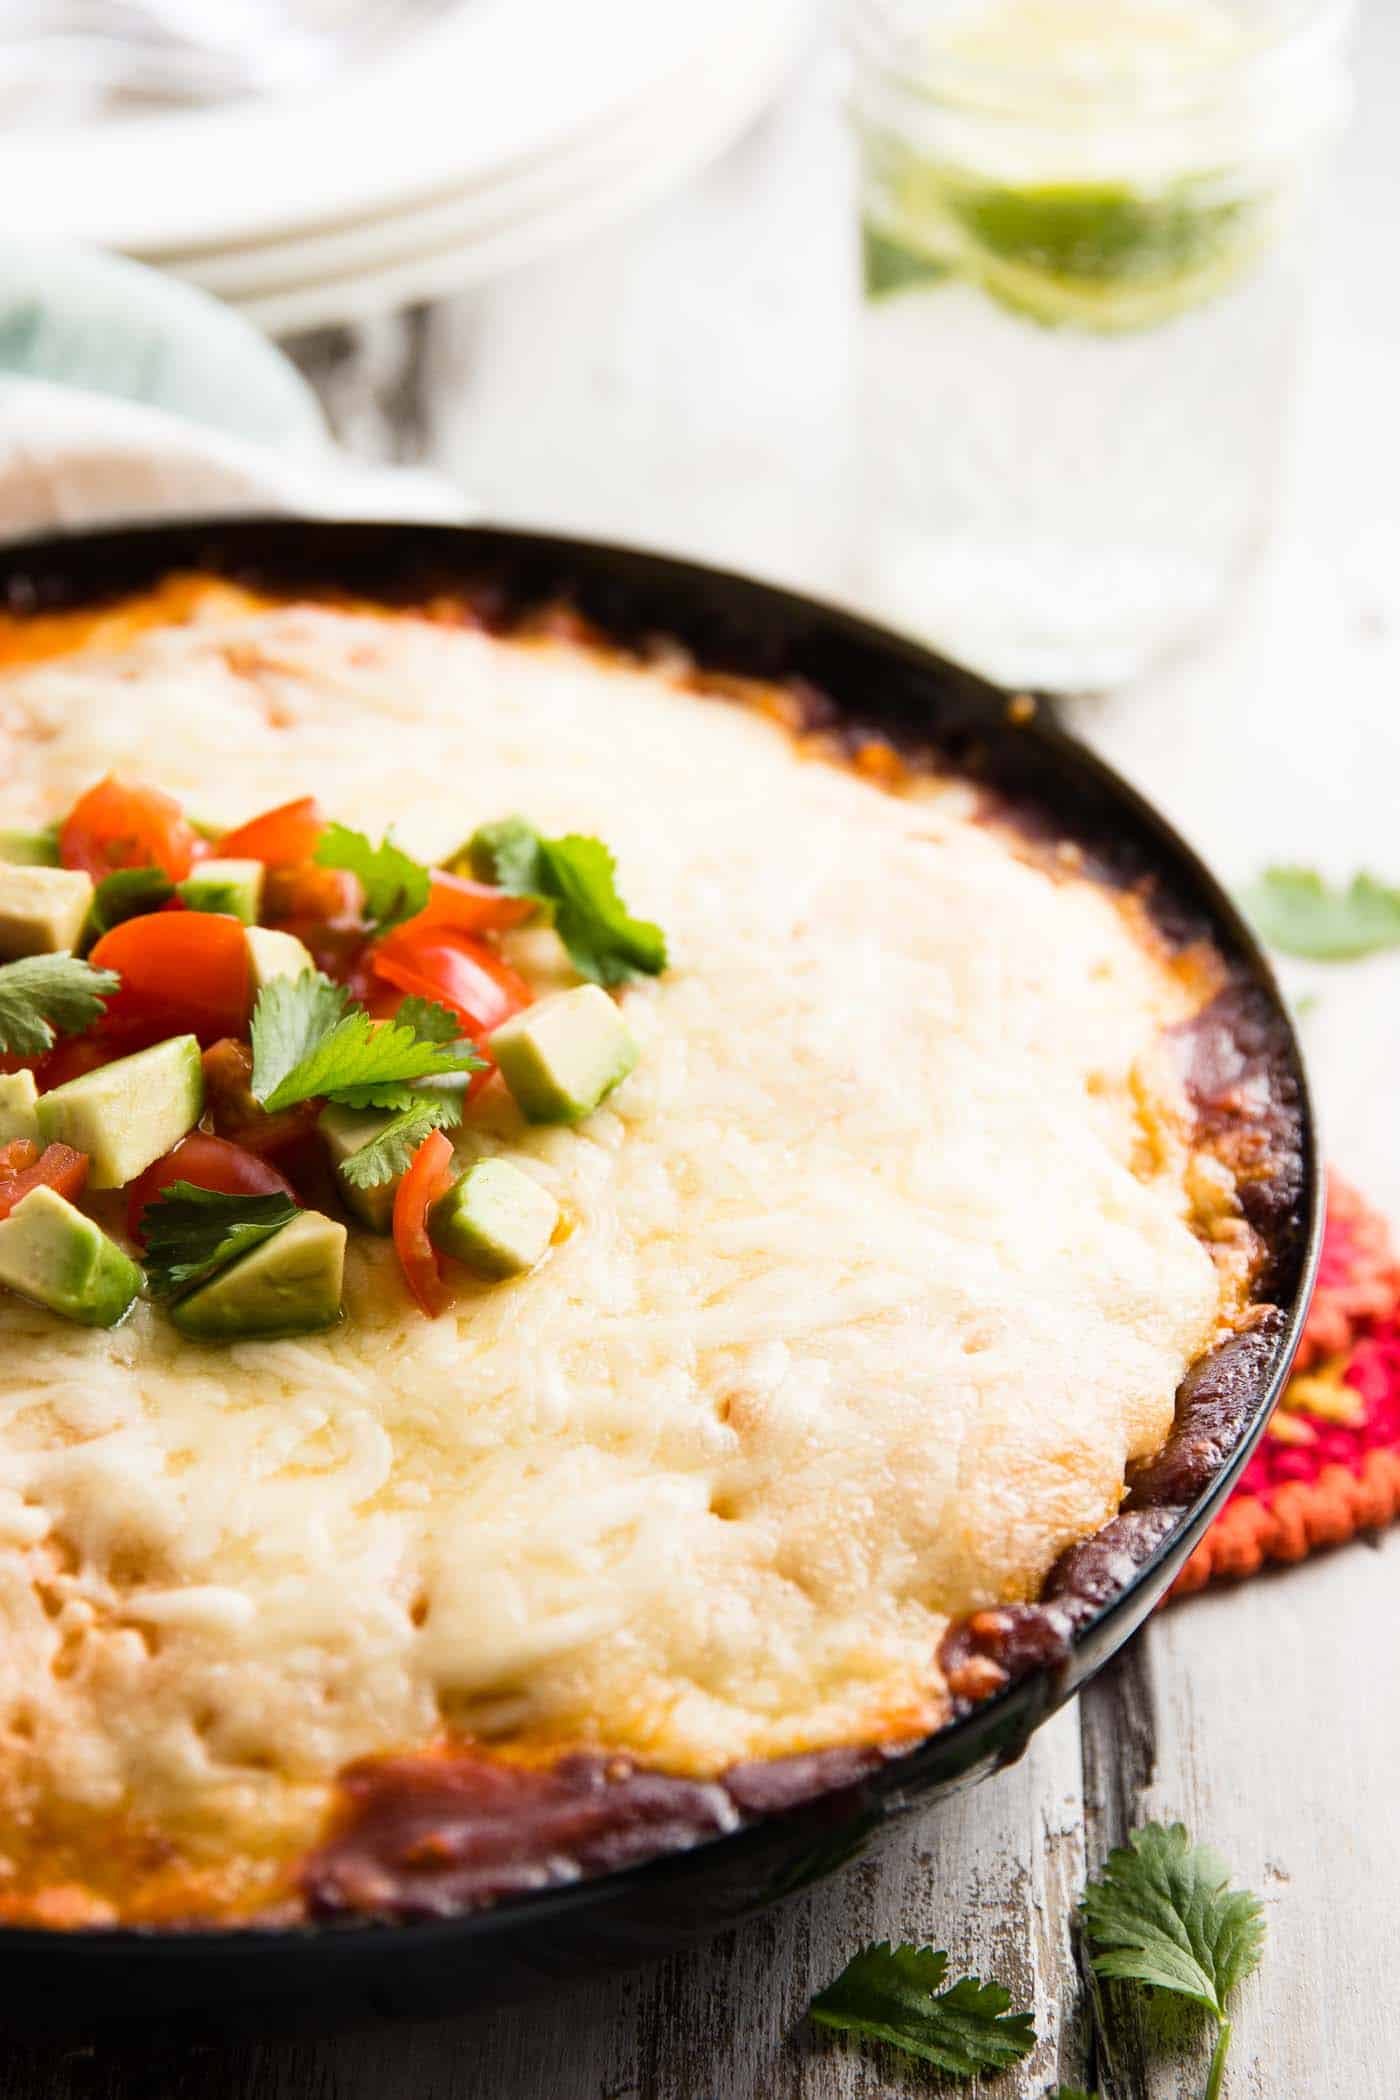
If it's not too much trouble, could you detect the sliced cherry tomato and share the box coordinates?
[89,912,251,1048]
[0,1141,89,1221]
[59,775,198,883]
[125,1133,297,1246]
[400,872,535,939]
[217,796,326,867]
[371,926,532,1041]
[393,1128,458,1317]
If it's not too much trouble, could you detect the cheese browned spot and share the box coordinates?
[0,594,1238,1918]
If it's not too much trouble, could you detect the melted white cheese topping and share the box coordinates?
[0,607,1223,1876]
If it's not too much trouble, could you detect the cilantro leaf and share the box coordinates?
[391,995,462,1045]
[466,817,666,987]
[809,1942,1036,2079]
[141,1182,300,1299]
[1081,1822,1264,2018]
[337,1092,464,1188]
[1081,1821,1263,2100]
[464,815,546,896]
[250,970,483,1114]
[250,970,353,1104]
[1239,866,1400,961]
[0,952,120,1058]
[314,821,430,932]
[84,865,174,944]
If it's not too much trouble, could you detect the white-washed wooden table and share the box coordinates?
[9,14,1396,2098]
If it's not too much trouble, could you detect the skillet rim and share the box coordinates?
[0,515,1323,1958]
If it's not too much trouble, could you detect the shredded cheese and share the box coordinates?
[0,604,1227,1900]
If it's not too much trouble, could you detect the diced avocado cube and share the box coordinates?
[0,828,60,867]
[0,864,94,960]
[0,1184,141,1327]
[319,1102,400,1233]
[178,858,264,925]
[491,985,639,1123]
[36,1034,203,1190]
[429,1157,559,1280]
[170,1209,346,1339]
[0,1070,39,1145]
[246,924,314,994]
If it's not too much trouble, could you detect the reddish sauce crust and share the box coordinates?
[302,1745,892,1923]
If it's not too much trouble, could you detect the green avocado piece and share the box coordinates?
[170,1208,346,1339]
[178,857,265,925]
[245,924,314,993]
[36,1034,203,1190]
[429,1157,559,1279]
[318,1102,399,1233]
[0,1070,39,1145]
[491,985,638,1124]
[0,863,94,959]
[0,828,60,867]
[0,1184,141,1327]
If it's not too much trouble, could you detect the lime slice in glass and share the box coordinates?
[862,223,953,299]
[862,156,1270,330]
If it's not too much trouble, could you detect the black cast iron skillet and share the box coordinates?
[0,519,1322,2033]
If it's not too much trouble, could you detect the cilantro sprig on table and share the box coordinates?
[140,1183,301,1300]
[0,952,119,1059]
[1239,865,1400,961]
[465,816,667,987]
[314,821,430,933]
[809,1821,1263,2096]
[249,971,483,1114]
[810,1942,1035,2079]
[1081,1822,1263,2100]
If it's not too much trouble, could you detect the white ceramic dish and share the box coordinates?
[233,67,791,335]
[171,0,806,309]
[0,0,762,255]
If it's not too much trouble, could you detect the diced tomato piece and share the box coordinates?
[269,918,368,986]
[400,872,535,939]
[89,912,251,1048]
[217,797,326,867]
[125,1133,297,1246]
[0,1141,89,1220]
[263,862,362,926]
[200,1038,319,1160]
[29,1034,130,1093]
[59,775,198,884]
[393,1128,458,1317]
[199,1037,258,1123]
[371,926,532,1041]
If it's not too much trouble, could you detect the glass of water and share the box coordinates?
[847,0,1351,690]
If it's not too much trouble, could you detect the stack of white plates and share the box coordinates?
[0,0,807,335]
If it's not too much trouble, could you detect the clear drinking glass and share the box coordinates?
[847,0,1351,690]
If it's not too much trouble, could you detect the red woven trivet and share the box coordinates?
[1172,1178,1400,1595]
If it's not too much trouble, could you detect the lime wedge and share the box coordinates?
[862,153,1269,331]
[862,223,952,299]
